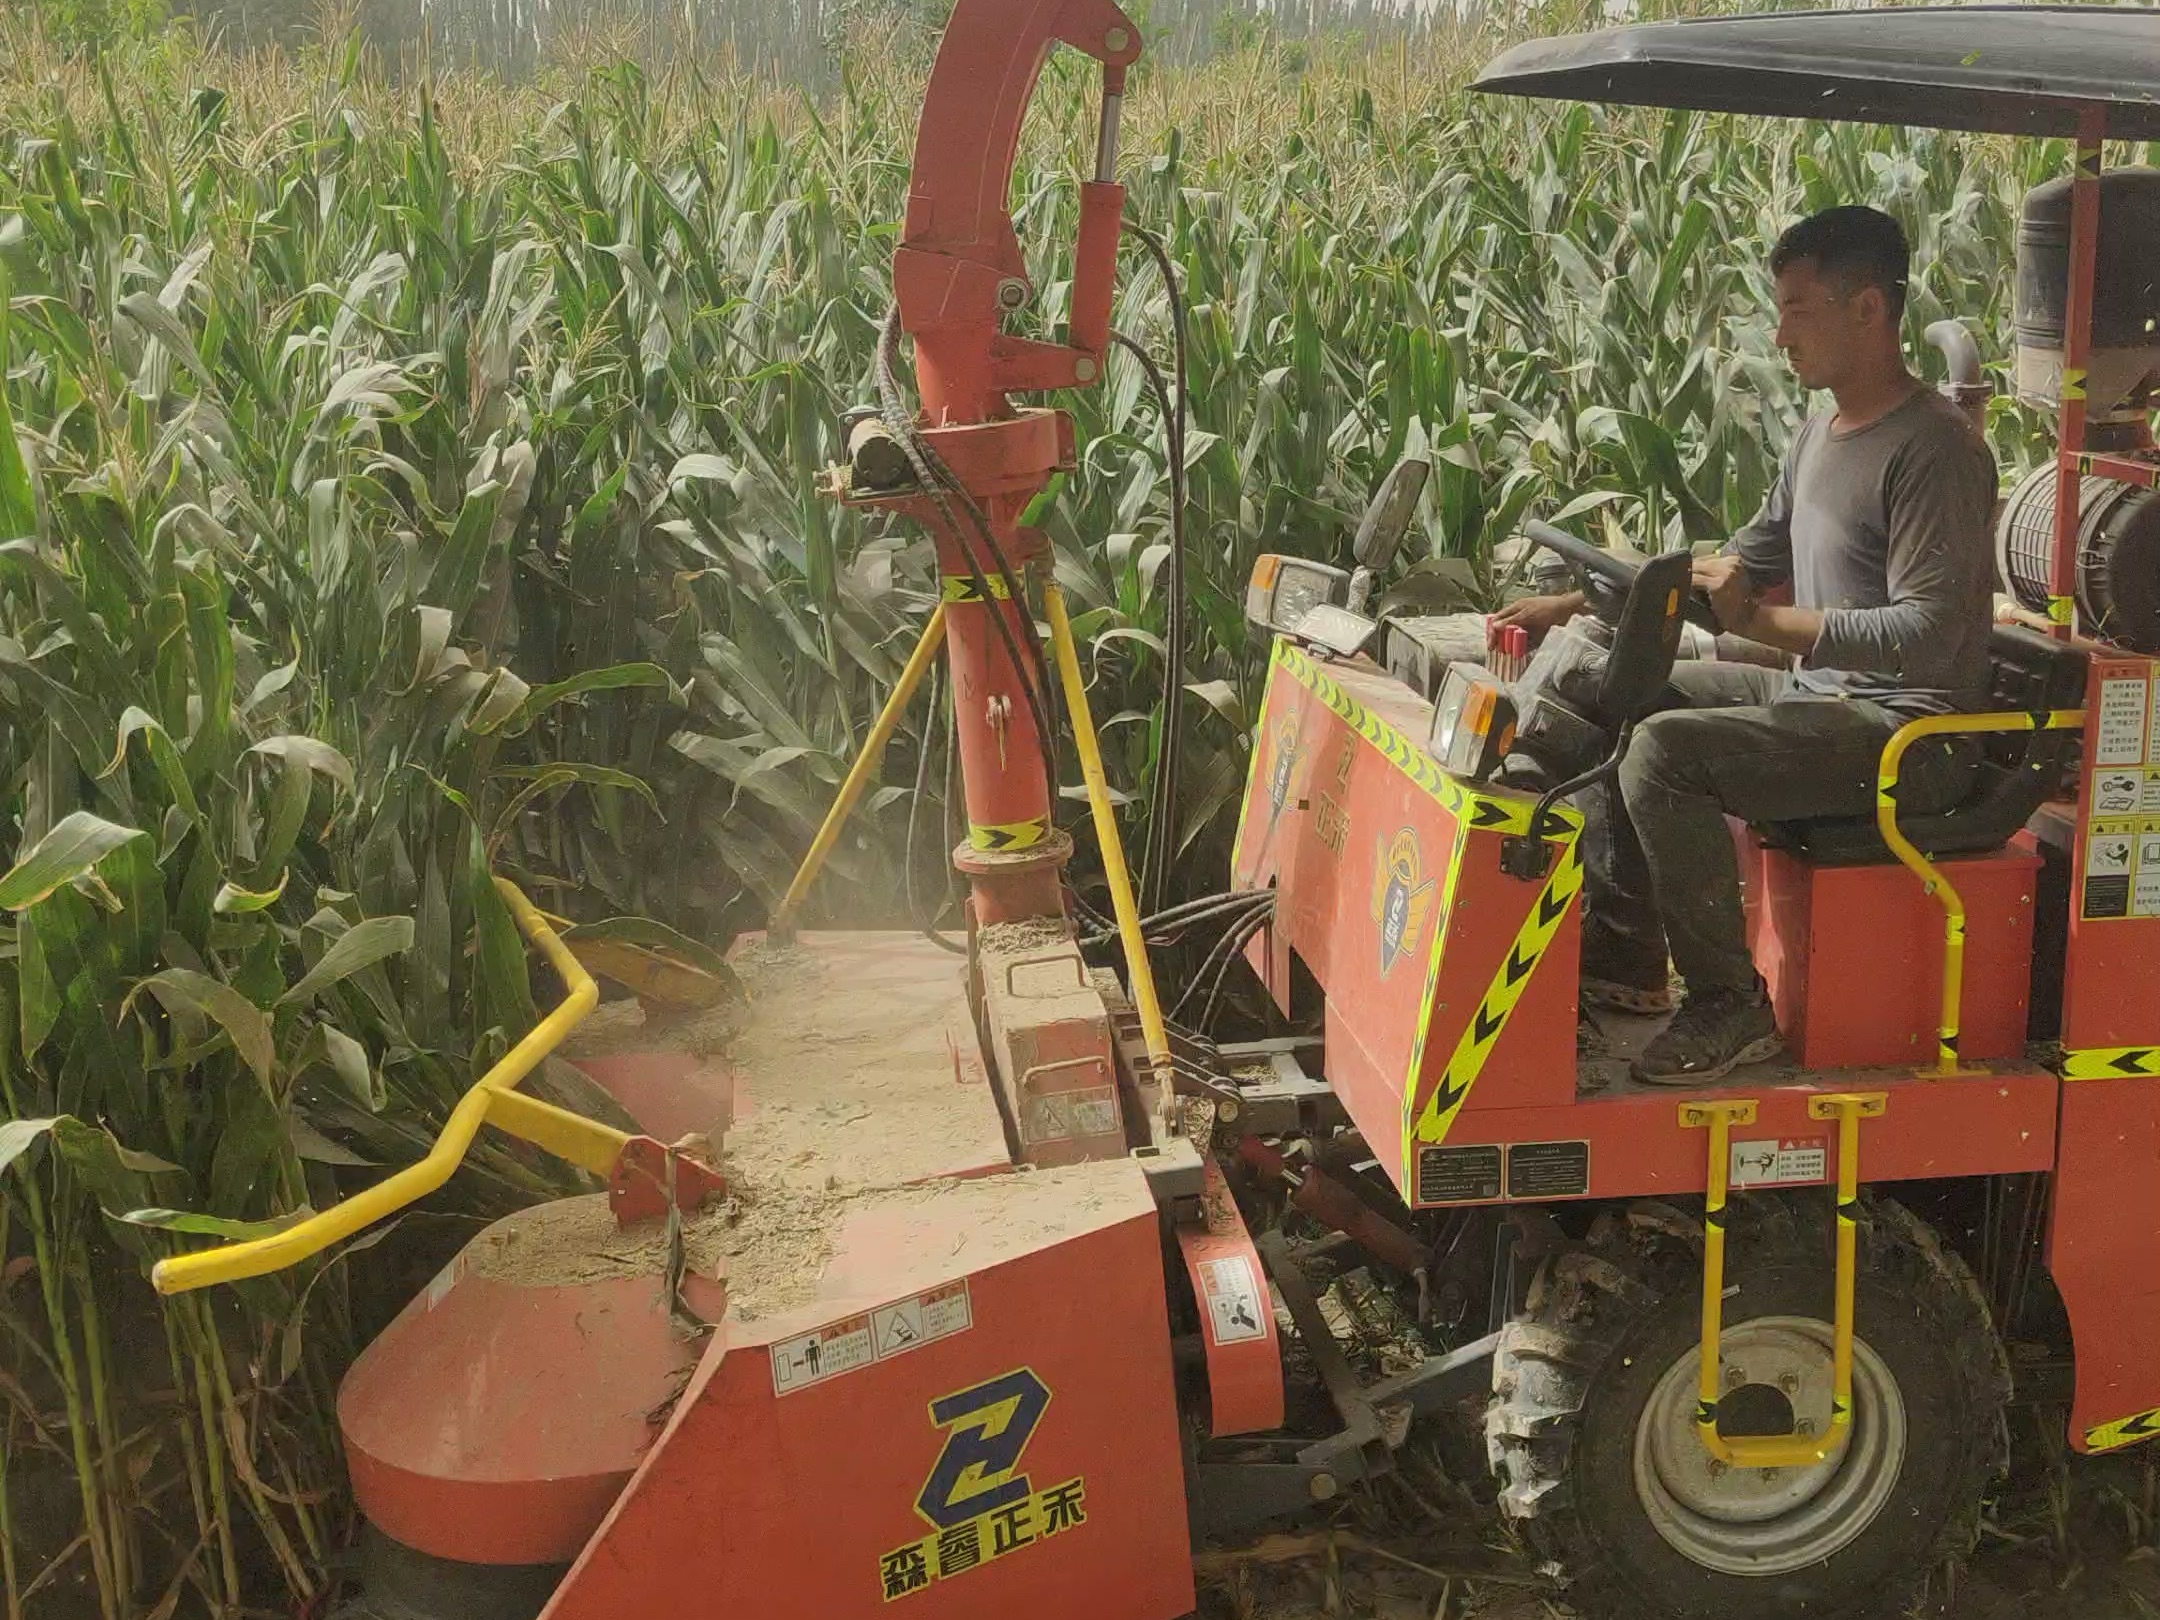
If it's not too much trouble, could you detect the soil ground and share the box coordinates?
[1193,1417,2160,1620]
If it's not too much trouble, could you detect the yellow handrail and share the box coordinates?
[1042,582,1178,1099]
[1875,708,2084,1075]
[152,878,603,1295]
[771,604,949,941]
[1682,1092,1885,1470]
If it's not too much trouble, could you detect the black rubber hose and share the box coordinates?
[1171,892,1275,1023]
[1197,900,1275,1032]
[905,662,965,955]
[874,309,1061,820]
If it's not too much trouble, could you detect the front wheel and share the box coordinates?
[1487,1193,2008,1620]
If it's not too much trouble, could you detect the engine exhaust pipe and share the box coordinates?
[1925,318,1992,435]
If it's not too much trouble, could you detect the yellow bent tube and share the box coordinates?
[151,879,601,1295]
[771,604,949,940]
[1876,708,2084,1075]
[1042,582,1177,1097]
[1682,1093,1884,1470]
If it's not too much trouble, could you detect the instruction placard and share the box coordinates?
[1730,1135,1828,1188]
[2084,818,2138,919]
[1197,1255,1268,1345]
[772,1280,975,1395]
[2098,675,2149,766]
[2081,666,2160,920]
[771,1314,876,1394]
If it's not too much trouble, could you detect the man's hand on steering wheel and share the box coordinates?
[1691,554,1758,637]
[1491,590,1587,642]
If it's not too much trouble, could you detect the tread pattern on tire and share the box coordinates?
[1486,1192,2011,1618]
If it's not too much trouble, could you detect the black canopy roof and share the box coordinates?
[1473,8,2160,141]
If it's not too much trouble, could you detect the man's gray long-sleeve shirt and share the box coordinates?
[1729,386,1998,717]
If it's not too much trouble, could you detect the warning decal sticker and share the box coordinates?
[1197,1255,1268,1345]
[2084,817,2138,920]
[771,1281,974,1395]
[1730,1135,1828,1189]
[2097,675,2148,766]
[2081,666,2160,922]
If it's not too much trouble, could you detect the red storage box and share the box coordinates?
[1741,829,2040,1070]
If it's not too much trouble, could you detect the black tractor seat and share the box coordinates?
[1756,623,2090,866]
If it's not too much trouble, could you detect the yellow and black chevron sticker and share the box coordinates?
[2088,1406,2160,1452]
[2063,366,2089,403]
[969,816,1048,852]
[1399,827,1472,1179]
[2049,595,2075,625]
[940,573,1013,603]
[1270,641,1578,840]
[1410,836,1586,1148]
[2063,1045,2160,1080]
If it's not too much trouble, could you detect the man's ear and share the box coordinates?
[1854,283,1890,332]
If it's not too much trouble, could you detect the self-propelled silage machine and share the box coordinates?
[154,8,2160,1619]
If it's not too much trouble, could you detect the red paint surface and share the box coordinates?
[2052,1073,2160,1450]
[1746,831,2040,1069]
[540,1165,1193,1620]
[342,1244,723,1565]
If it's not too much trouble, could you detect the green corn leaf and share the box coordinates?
[496,662,675,736]
[124,968,276,1087]
[214,871,291,914]
[0,264,36,540]
[118,1206,315,1240]
[0,1117,58,1177]
[102,707,204,825]
[0,812,149,911]
[279,916,417,1007]
[249,735,357,796]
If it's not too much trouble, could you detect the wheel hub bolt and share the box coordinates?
[1725,1367,1746,1389]
[1779,1373,1800,1394]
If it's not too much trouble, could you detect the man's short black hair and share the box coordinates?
[1770,205,1910,320]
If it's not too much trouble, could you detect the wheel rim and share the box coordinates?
[1632,1314,1908,1576]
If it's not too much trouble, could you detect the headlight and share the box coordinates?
[1246,554,1348,635]
[1428,661,1518,782]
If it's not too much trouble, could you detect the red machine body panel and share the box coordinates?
[1231,640,1580,1195]
[1746,831,2041,1070]
[341,1202,727,1565]
[538,1160,1193,1620]
[2062,652,2160,1055]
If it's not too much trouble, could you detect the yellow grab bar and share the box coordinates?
[1682,1092,1886,1470]
[152,879,602,1294]
[771,604,949,941]
[1876,708,2083,1075]
[1042,582,1177,1099]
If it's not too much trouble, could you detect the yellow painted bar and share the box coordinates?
[1042,582,1176,1095]
[771,603,949,939]
[151,879,601,1294]
[482,1087,628,1177]
[1875,709,2084,1075]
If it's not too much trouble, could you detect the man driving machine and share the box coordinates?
[1497,205,1998,1083]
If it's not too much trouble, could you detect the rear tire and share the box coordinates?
[1487,1193,2007,1620]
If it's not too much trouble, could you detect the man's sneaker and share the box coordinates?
[1631,989,1782,1085]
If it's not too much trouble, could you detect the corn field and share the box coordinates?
[0,1,2083,1614]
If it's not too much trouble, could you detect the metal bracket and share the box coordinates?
[1683,1092,1886,1470]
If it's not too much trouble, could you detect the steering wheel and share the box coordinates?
[1523,520,1720,633]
